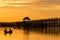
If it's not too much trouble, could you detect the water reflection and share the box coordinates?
[0,27,60,40]
[3,26,60,36]
[24,30,29,40]
[32,27,60,35]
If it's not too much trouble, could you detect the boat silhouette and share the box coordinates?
[4,29,13,35]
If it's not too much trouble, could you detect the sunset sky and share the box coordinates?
[0,0,60,22]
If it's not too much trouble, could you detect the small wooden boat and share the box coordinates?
[4,29,13,35]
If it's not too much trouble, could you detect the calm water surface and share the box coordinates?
[0,27,60,40]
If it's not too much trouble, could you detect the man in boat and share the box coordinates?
[4,28,13,35]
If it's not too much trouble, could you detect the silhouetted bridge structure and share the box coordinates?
[0,17,60,34]
[31,18,60,27]
[0,18,60,28]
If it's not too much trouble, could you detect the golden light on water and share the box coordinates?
[0,28,59,40]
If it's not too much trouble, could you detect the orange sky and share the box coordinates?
[0,0,60,22]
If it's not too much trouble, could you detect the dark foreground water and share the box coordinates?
[0,27,60,40]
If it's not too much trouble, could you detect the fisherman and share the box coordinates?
[4,28,7,35]
[9,29,13,35]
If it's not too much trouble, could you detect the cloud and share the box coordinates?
[0,1,30,7]
[0,0,60,8]
[26,0,60,9]
[32,0,60,5]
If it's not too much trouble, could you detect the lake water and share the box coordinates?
[0,27,60,40]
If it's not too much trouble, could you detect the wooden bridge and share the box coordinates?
[0,17,60,34]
